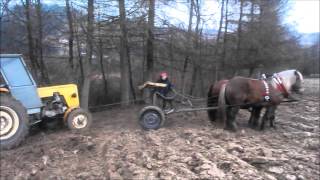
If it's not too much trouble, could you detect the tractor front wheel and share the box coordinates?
[66,108,92,131]
[0,95,29,150]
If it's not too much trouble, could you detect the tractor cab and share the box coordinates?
[0,54,43,115]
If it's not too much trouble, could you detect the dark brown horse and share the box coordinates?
[207,79,228,122]
[207,70,304,131]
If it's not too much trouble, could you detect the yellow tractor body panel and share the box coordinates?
[37,84,80,108]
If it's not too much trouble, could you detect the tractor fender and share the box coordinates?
[0,87,9,93]
[63,107,78,122]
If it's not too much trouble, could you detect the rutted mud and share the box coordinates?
[1,79,319,180]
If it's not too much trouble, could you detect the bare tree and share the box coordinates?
[24,0,39,78]
[234,0,244,75]
[66,0,74,69]
[118,0,131,105]
[181,0,194,93]
[74,11,84,83]
[213,0,225,82]
[220,0,229,79]
[146,0,155,80]
[97,13,108,97]
[81,0,94,110]
[35,0,50,84]
[189,0,201,95]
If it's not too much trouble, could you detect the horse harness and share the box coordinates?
[272,74,289,98]
[260,74,289,102]
[261,80,270,101]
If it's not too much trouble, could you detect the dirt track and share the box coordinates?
[1,79,319,180]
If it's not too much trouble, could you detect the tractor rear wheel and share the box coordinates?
[66,108,92,131]
[0,95,28,150]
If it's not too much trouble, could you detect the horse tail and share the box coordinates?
[207,84,217,122]
[218,83,227,127]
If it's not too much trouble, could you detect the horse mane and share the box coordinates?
[277,69,296,75]
[278,69,304,82]
[295,70,304,82]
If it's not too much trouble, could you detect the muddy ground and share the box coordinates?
[0,78,319,180]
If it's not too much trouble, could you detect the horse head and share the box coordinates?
[275,69,304,95]
[292,70,304,94]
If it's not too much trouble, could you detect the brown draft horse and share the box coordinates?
[207,70,304,131]
[207,80,229,122]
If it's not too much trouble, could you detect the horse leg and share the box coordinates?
[225,107,239,131]
[248,108,255,126]
[269,106,277,129]
[260,107,273,130]
[252,107,262,128]
[207,97,218,122]
[248,107,258,126]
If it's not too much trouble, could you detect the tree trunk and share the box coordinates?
[98,39,108,97]
[189,0,201,95]
[97,12,108,98]
[216,0,225,45]
[24,0,39,79]
[75,25,84,84]
[249,67,255,77]
[74,10,84,84]
[146,0,155,80]
[116,3,136,101]
[66,0,74,69]
[250,0,255,22]
[36,0,50,84]
[118,0,131,105]
[189,66,198,95]
[235,0,244,68]
[80,0,94,110]
[213,0,225,81]
[181,0,194,93]
[199,68,205,96]
[142,34,146,82]
[127,47,137,101]
[220,0,229,79]
[168,31,174,82]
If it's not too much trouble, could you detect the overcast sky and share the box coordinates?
[286,0,319,33]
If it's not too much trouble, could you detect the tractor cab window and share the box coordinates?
[0,57,33,87]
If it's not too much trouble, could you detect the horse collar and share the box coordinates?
[262,80,270,101]
[272,74,289,98]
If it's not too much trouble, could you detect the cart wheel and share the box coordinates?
[139,106,165,130]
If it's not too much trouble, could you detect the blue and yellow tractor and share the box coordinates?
[0,54,92,150]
